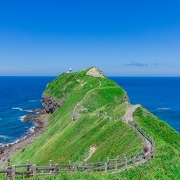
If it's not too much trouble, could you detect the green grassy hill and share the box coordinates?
[9,67,180,179]
[11,67,142,165]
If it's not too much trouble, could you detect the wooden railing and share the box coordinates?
[0,152,149,179]
[0,121,155,179]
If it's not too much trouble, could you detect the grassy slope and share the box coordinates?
[20,108,180,180]
[11,107,180,180]
[55,107,179,180]
[10,68,142,167]
[7,68,180,179]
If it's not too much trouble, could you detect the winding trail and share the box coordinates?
[122,105,152,160]
[0,105,155,176]
[122,104,140,123]
[72,78,102,121]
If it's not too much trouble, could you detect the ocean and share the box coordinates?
[0,76,55,145]
[0,76,179,145]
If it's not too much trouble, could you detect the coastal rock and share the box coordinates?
[23,108,47,122]
[23,114,33,122]
[42,94,65,114]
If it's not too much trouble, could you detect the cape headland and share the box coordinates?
[0,67,180,179]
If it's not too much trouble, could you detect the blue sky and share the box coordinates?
[0,0,180,76]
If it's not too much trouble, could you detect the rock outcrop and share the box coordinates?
[42,94,65,114]
[23,108,46,123]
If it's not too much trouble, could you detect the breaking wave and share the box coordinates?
[12,107,23,111]
[12,107,33,112]
[19,115,26,122]
[158,108,170,110]
[0,123,37,147]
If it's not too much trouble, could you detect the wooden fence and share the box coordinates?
[0,122,155,179]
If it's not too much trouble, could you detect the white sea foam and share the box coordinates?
[29,126,35,133]
[19,115,26,121]
[158,108,170,110]
[12,107,23,111]
[29,99,41,102]
[0,124,37,147]
[12,107,33,113]
[25,109,33,112]
[0,135,9,139]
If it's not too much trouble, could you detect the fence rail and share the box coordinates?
[0,121,155,179]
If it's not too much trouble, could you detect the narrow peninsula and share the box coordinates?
[1,67,180,179]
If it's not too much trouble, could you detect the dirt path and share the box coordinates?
[122,104,152,158]
[84,146,97,163]
[72,78,102,121]
[122,104,140,123]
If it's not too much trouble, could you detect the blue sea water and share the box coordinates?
[0,76,55,145]
[0,76,179,145]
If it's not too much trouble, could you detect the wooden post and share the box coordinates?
[26,160,30,171]
[54,164,58,175]
[69,160,72,169]
[98,158,101,170]
[11,165,16,180]
[98,158,100,164]
[49,160,53,166]
[140,155,142,165]
[124,154,127,169]
[105,163,108,173]
[49,160,53,174]
[107,157,109,165]
[74,164,78,172]
[119,157,121,165]
[133,157,136,167]
[91,164,94,171]
[26,160,30,176]
[26,160,30,164]
[116,156,120,163]
[84,161,87,171]
[115,160,118,172]
[32,164,36,177]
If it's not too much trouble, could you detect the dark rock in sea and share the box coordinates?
[23,114,34,122]
[42,94,65,114]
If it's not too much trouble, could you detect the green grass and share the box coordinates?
[7,67,180,179]
[10,67,141,167]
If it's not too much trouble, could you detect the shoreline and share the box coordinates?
[0,109,49,168]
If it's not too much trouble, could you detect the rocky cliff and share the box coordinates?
[42,94,65,114]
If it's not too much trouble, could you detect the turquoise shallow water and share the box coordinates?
[0,76,179,145]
